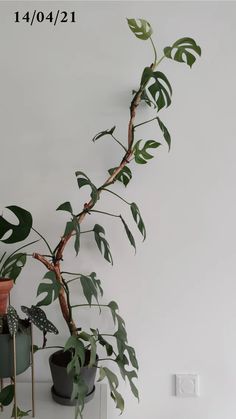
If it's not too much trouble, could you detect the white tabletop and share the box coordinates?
[0,382,107,419]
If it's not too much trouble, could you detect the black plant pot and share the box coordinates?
[49,350,97,406]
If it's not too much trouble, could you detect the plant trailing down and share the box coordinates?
[0,18,201,418]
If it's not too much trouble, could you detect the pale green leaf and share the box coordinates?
[164,37,201,68]
[127,18,153,40]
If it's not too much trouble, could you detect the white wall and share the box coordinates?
[1,1,236,418]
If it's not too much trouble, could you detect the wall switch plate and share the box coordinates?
[175,374,199,397]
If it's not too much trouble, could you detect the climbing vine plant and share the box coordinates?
[0,18,201,418]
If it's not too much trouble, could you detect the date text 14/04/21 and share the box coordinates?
[14,11,77,26]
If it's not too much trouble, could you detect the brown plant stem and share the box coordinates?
[32,64,152,336]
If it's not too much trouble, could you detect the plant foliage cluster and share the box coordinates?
[0,18,200,418]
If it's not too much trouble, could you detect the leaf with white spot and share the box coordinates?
[21,305,58,334]
[7,305,19,336]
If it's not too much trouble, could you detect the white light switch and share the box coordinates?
[175,374,199,397]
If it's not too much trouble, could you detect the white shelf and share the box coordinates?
[0,382,107,419]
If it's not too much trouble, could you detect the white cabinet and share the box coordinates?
[0,383,107,419]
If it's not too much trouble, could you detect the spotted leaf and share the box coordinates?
[7,305,19,336]
[21,305,58,334]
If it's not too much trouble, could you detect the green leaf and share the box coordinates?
[164,37,201,68]
[90,328,99,338]
[100,367,119,388]
[88,336,97,368]
[115,314,127,343]
[141,67,153,87]
[63,221,74,236]
[0,384,14,406]
[157,117,171,150]
[80,275,98,306]
[108,166,132,187]
[7,305,19,336]
[0,206,32,244]
[92,126,116,142]
[67,355,81,376]
[93,224,113,264]
[103,367,119,388]
[108,301,119,324]
[75,171,99,205]
[120,217,136,252]
[64,335,78,351]
[127,18,153,40]
[71,374,88,412]
[33,345,39,353]
[0,251,6,265]
[80,272,103,306]
[116,355,128,381]
[56,201,73,214]
[139,88,156,108]
[115,357,139,401]
[98,367,124,414]
[126,370,139,400]
[90,272,103,297]
[98,366,106,382]
[98,335,113,356]
[73,216,80,255]
[133,140,161,164]
[108,302,128,349]
[36,271,61,307]
[62,217,80,255]
[148,71,172,111]
[130,202,146,241]
[111,388,125,412]
[126,345,139,370]
[64,336,86,374]
[78,331,91,342]
[1,253,27,282]
[21,305,58,334]
[57,203,80,253]
[11,405,31,418]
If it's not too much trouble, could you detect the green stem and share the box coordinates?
[99,333,125,344]
[66,276,81,284]
[71,303,108,309]
[155,55,165,67]
[102,189,131,205]
[111,134,128,152]
[32,227,53,255]
[61,271,82,276]
[80,229,94,234]
[89,209,121,218]
[100,333,114,337]
[134,116,158,129]
[150,37,157,65]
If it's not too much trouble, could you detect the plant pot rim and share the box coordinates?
[0,278,13,283]
[49,349,98,369]
[0,321,31,336]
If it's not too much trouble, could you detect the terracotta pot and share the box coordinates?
[0,278,13,315]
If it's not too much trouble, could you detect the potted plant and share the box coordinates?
[0,18,201,419]
[0,249,58,417]
[0,245,34,391]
